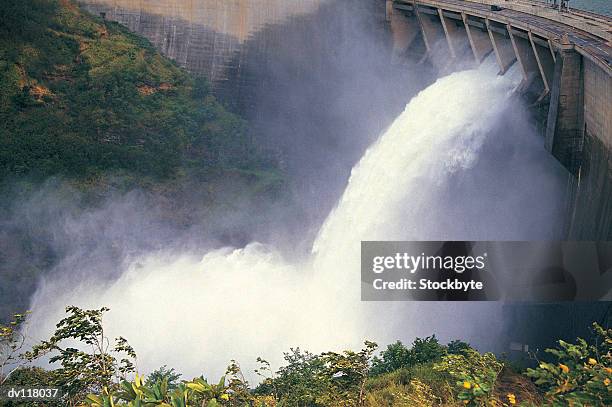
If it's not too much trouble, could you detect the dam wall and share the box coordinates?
[77,0,324,97]
[388,0,612,240]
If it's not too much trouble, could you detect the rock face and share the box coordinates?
[79,0,324,89]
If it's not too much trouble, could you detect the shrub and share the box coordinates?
[256,348,327,406]
[526,323,612,406]
[25,306,137,405]
[317,341,378,407]
[370,341,411,376]
[434,349,503,406]
[370,336,448,376]
[146,365,182,390]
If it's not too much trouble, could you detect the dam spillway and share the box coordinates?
[78,0,612,240]
[388,0,611,240]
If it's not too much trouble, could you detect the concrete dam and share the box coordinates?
[79,0,612,240]
[386,0,612,240]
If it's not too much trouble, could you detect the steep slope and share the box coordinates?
[0,0,274,184]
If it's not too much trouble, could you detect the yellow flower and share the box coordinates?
[559,363,570,373]
[604,378,611,386]
[463,381,472,389]
[507,393,517,405]
[605,367,612,374]
[588,358,597,365]
[220,393,229,401]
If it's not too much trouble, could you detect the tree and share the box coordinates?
[447,340,472,355]
[370,341,411,376]
[257,348,327,407]
[25,306,136,405]
[319,341,378,407]
[146,365,182,390]
[409,335,447,366]
[370,336,448,376]
[225,359,252,404]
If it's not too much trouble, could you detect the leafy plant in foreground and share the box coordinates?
[317,341,378,407]
[25,306,136,405]
[526,322,612,406]
[434,349,503,406]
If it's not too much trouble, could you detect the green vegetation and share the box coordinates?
[23,306,137,402]
[525,323,612,406]
[2,307,610,406]
[0,0,277,186]
[370,336,451,376]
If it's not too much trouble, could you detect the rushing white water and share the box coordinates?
[26,62,566,380]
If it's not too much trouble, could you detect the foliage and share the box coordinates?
[370,341,411,376]
[447,340,472,356]
[364,367,443,407]
[0,0,277,185]
[409,336,448,366]
[525,322,612,406]
[0,311,29,384]
[255,348,327,406]
[434,349,504,406]
[254,342,378,407]
[10,305,609,407]
[186,375,231,406]
[316,341,378,407]
[25,306,137,405]
[146,365,182,390]
[86,373,192,407]
[370,335,449,376]
[1,366,62,407]
[225,359,252,404]
[85,360,255,407]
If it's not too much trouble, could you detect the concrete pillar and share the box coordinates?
[545,50,584,175]
[547,39,557,63]
[508,25,542,91]
[389,9,420,57]
[415,5,450,63]
[486,19,516,74]
[438,9,457,59]
[462,13,493,64]
[386,0,393,22]
[439,10,472,63]
[528,31,551,97]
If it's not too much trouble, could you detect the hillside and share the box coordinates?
[0,0,284,321]
[0,0,276,185]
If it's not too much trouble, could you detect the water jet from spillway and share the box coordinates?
[26,61,566,380]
